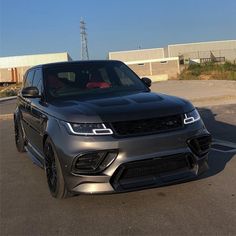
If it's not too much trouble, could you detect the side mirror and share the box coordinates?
[22,87,40,98]
[141,77,152,87]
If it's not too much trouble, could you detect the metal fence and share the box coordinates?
[181,49,236,63]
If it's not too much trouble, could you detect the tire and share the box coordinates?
[14,118,26,153]
[44,137,69,199]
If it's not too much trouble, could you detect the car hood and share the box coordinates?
[48,92,195,123]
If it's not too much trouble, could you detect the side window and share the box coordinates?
[114,66,134,86]
[24,70,35,88]
[99,68,111,83]
[58,72,76,82]
[32,69,43,94]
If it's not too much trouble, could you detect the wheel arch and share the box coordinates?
[43,133,49,148]
[13,106,21,123]
[42,116,61,149]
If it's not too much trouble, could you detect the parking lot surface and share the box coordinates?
[0,82,236,236]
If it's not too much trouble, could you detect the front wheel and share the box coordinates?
[44,137,69,199]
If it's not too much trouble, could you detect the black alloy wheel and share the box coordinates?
[44,142,58,193]
[44,138,69,199]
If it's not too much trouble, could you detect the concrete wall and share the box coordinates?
[126,57,179,81]
[151,60,180,79]
[163,47,169,58]
[108,40,236,80]
[109,48,164,62]
[0,52,72,83]
[168,40,236,61]
[0,67,29,83]
[0,52,71,69]
[128,63,150,77]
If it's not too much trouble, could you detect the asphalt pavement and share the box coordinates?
[0,81,236,236]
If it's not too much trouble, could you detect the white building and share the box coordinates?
[0,52,72,83]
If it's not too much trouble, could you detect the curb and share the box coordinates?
[0,96,17,102]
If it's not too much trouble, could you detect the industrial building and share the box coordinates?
[126,57,180,81]
[109,48,178,81]
[0,52,72,84]
[109,40,236,81]
[109,48,164,61]
[166,40,236,63]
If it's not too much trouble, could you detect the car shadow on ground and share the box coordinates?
[197,107,236,179]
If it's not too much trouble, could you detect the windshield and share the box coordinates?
[43,61,148,100]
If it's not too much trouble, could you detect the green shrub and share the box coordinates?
[223,61,236,71]
[0,84,21,98]
[188,64,202,76]
[179,61,236,80]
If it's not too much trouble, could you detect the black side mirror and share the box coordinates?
[141,77,152,87]
[22,87,40,98]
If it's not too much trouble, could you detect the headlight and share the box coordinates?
[184,109,201,124]
[64,122,113,135]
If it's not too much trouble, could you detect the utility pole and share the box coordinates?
[80,18,89,60]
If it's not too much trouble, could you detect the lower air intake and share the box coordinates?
[188,135,212,157]
[111,153,194,191]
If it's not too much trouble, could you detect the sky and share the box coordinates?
[0,0,236,60]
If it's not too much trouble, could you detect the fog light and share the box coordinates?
[187,135,212,157]
[73,150,118,174]
[75,152,106,171]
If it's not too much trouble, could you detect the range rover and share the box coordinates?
[14,60,211,198]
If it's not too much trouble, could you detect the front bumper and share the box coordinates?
[70,152,209,194]
[54,120,211,194]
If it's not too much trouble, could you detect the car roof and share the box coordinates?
[28,60,123,71]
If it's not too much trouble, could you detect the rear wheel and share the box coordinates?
[44,137,68,199]
[14,118,26,153]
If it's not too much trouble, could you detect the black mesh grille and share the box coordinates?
[111,115,183,137]
[111,153,194,191]
[122,156,188,179]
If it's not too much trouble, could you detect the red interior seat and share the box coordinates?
[86,82,111,89]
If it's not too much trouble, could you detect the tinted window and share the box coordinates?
[44,61,148,100]
[24,70,35,88]
[33,69,43,94]
[58,72,76,82]
[114,66,137,86]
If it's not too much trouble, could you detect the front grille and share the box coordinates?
[111,153,194,191]
[188,135,212,157]
[111,115,183,137]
